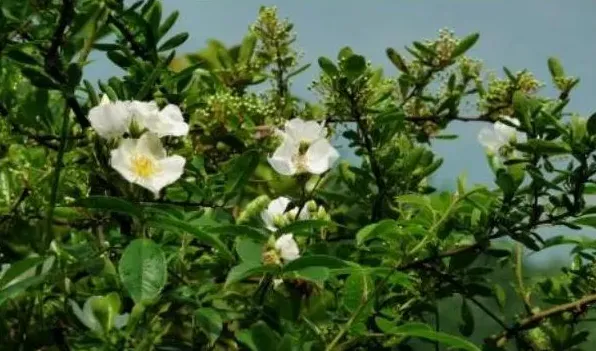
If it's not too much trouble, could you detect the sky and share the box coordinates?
[88,0,596,262]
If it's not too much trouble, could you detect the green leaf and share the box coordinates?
[291,267,330,284]
[119,239,167,304]
[459,299,474,337]
[283,255,353,272]
[496,169,516,199]
[386,48,409,73]
[225,150,260,194]
[342,269,372,312]
[452,33,480,58]
[147,216,234,260]
[286,63,311,79]
[547,57,565,78]
[516,139,571,155]
[225,262,276,286]
[21,67,58,89]
[493,284,506,311]
[390,323,481,351]
[158,10,179,39]
[195,308,222,345]
[158,32,189,52]
[84,79,99,106]
[206,225,268,242]
[74,196,143,218]
[238,34,257,64]
[573,216,596,228]
[0,256,45,289]
[337,46,354,61]
[236,238,263,264]
[318,57,339,77]
[0,275,48,306]
[356,219,398,245]
[107,50,132,69]
[342,54,366,79]
[6,48,39,65]
[277,219,333,236]
[276,335,293,351]
[67,63,82,87]
[250,321,279,351]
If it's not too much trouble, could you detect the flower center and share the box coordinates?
[293,153,308,174]
[131,154,157,178]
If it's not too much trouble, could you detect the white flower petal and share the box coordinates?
[88,101,131,139]
[99,94,111,105]
[114,313,129,329]
[261,197,291,231]
[284,118,326,143]
[477,128,502,153]
[142,104,189,137]
[136,155,186,196]
[72,297,102,332]
[273,279,284,289]
[110,139,139,183]
[304,139,340,174]
[136,132,167,159]
[275,234,300,262]
[494,121,518,142]
[268,140,299,176]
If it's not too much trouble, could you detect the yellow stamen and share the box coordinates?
[131,155,157,178]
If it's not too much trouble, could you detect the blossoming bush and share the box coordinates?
[2,1,596,350]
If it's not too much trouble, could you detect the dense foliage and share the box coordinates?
[2,1,596,350]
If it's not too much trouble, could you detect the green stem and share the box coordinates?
[44,105,71,247]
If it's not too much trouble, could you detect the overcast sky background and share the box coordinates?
[87,1,596,263]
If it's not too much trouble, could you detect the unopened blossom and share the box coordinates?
[268,118,340,176]
[69,296,129,333]
[478,116,525,158]
[110,133,185,196]
[275,234,300,262]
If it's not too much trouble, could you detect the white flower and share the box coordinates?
[110,132,186,196]
[69,296,129,333]
[287,206,311,222]
[88,95,132,139]
[261,196,291,231]
[273,278,284,289]
[478,116,525,157]
[129,101,189,137]
[88,97,189,139]
[281,118,327,144]
[275,234,300,262]
[268,118,340,176]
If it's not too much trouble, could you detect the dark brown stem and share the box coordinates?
[486,293,596,347]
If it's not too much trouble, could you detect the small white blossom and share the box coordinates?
[88,95,132,139]
[261,196,291,231]
[275,234,300,262]
[478,116,525,158]
[69,296,129,333]
[110,133,186,196]
[268,118,340,176]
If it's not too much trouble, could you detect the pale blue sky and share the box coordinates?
[89,1,596,261]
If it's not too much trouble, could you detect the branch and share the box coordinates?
[44,0,89,129]
[486,293,596,347]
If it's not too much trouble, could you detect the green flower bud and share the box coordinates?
[237,195,270,224]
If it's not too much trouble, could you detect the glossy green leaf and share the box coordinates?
[283,255,353,272]
[158,32,189,51]
[225,150,260,194]
[318,57,339,77]
[75,196,143,218]
[236,238,263,264]
[196,308,222,345]
[147,216,234,260]
[119,239,167,304]
[451,33,480,58]
[390,322,481,351]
